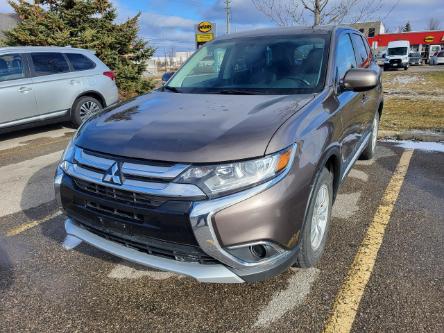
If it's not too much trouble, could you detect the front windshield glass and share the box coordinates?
[388,47,408,56]
[166,34,329,94]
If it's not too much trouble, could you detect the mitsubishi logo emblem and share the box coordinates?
[103,162,123,185]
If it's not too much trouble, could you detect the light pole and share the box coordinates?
[225,0,231,34]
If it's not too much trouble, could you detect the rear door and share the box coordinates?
[0,53,38,126]
[350,33,380,136]
[29,52,81,116]
[334,32,362,168]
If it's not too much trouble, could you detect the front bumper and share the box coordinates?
[64,218,243,283]
[55,145,308,283]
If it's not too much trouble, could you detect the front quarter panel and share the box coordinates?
[213,90,342,249]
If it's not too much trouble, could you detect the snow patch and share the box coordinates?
[384,140,444,153]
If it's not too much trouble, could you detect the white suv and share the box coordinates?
[0,46,119,133]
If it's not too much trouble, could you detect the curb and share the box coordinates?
[379,130,444,142]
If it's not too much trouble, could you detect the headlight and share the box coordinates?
[175,145,296,198]
[58,139,75,172]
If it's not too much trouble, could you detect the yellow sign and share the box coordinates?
[424,36,434,43]
[196,33,214,43]
[198,21,213,33]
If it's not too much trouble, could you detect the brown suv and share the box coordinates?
[55,26,383,283]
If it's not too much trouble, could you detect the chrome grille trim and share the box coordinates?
[75,147,190,179]
[121,162,190,180]
[66,147,205,198]
[75,148,114,171]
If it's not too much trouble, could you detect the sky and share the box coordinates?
[1,0,443,55]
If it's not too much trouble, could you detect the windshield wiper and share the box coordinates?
[163,85,181,93]
[217,89,260,95]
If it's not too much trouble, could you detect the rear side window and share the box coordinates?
[66,53,96,71]
[31,52,69,76]
[0,53,26,82]
[438,51,444,57]
[351,34,370,67]
[336,34,357,81]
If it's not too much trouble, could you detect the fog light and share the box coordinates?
[226,241,285,263]
[250,244,267,259]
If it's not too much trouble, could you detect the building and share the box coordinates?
[351,21,386,40]
[0,13,18,39]
[368,30,444,59]
[145,51,195,77]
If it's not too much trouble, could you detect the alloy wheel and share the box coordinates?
[310,184,329,251]
[79,101,100,121]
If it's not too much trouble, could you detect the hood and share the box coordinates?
[75,91,313,163]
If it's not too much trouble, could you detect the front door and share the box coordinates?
[0,53,38,126]
[334,33,363,168]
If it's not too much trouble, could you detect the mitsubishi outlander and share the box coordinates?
[55,26,383,283]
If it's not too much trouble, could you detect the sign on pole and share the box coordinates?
[195,21,216,48]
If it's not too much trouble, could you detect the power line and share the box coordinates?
[225,0,231,34]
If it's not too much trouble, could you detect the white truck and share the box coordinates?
[384,40,410,70]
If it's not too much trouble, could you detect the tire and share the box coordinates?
[360,112,380,160]
[404,65,408,70]
[294,167,333,268]
[71,96,103,127]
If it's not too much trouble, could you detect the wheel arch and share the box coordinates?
[72,90,106,111]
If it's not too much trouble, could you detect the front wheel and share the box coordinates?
[360,112,379,160]
[294,167,333,268]
[71,96,103,127]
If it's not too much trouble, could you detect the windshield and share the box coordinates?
[166,34,329,94]
[388,47,408,56]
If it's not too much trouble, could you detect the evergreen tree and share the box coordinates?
[402,22,412,32]
[5,0,155,98]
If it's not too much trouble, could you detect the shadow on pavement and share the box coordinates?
[0,240,14,292]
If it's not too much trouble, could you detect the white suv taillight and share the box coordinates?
[103,71,116,81]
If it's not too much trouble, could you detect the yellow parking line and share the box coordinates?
[323,149,414,333]
[6,211,62,237]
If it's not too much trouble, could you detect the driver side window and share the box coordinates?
[336,34,357,82]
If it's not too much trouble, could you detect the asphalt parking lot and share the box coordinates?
[0,124,443,333]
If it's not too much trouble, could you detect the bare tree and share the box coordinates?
[427,18,441,31]
[252,0,394,26]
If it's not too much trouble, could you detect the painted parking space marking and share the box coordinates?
[6,211,62,237]
[323,149,414,333]
[332,192,362,219]
[108,263,182,280]
[254,267,320,328]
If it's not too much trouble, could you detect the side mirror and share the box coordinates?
[162,71,175,83]
[341,68,378,92]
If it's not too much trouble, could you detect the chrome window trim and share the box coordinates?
[189,144,297,270]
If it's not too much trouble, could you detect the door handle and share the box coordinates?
[18,87,32,93]
[70,80,81,85]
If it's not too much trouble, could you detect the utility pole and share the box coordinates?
[225,0,231,34]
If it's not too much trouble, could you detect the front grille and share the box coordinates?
[79,222,218,265]
[389,59,402,64]
[74,178,167,208]
[85,200,144,222]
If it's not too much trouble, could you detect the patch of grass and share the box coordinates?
[381,98,444,132]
